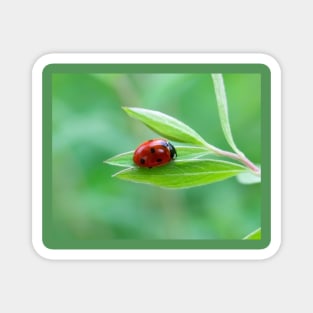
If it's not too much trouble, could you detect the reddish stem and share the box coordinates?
[210,146,261,175]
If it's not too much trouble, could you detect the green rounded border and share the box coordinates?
[42,63,271,250]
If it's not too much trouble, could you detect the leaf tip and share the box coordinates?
[112,167,133,178]
[103,157,113,164]
[121,106,133,112]
[243,228,261,240]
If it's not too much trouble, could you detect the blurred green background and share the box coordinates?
[51,72,261,242]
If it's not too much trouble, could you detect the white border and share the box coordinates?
[32,53,281,260]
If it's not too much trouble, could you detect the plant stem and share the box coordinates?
[206,145,261,176]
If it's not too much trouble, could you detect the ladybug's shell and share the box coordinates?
[133,139,177,168]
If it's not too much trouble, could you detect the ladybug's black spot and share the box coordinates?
[157,158,162,162]
[150,148,155,153]
[140,158,145,164]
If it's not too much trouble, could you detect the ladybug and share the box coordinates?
[133,139,177,168]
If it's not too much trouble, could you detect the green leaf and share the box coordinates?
[243,228,261,240]
[122,107,210,147]
[211,74,241,154]
[104,151,135,167]
[113,159,247,189]
[104,146,213,168]
[176,146,213,159]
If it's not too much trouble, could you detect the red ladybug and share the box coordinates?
[133,139,177,168]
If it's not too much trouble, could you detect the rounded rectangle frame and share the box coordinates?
[32,53,281,260]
